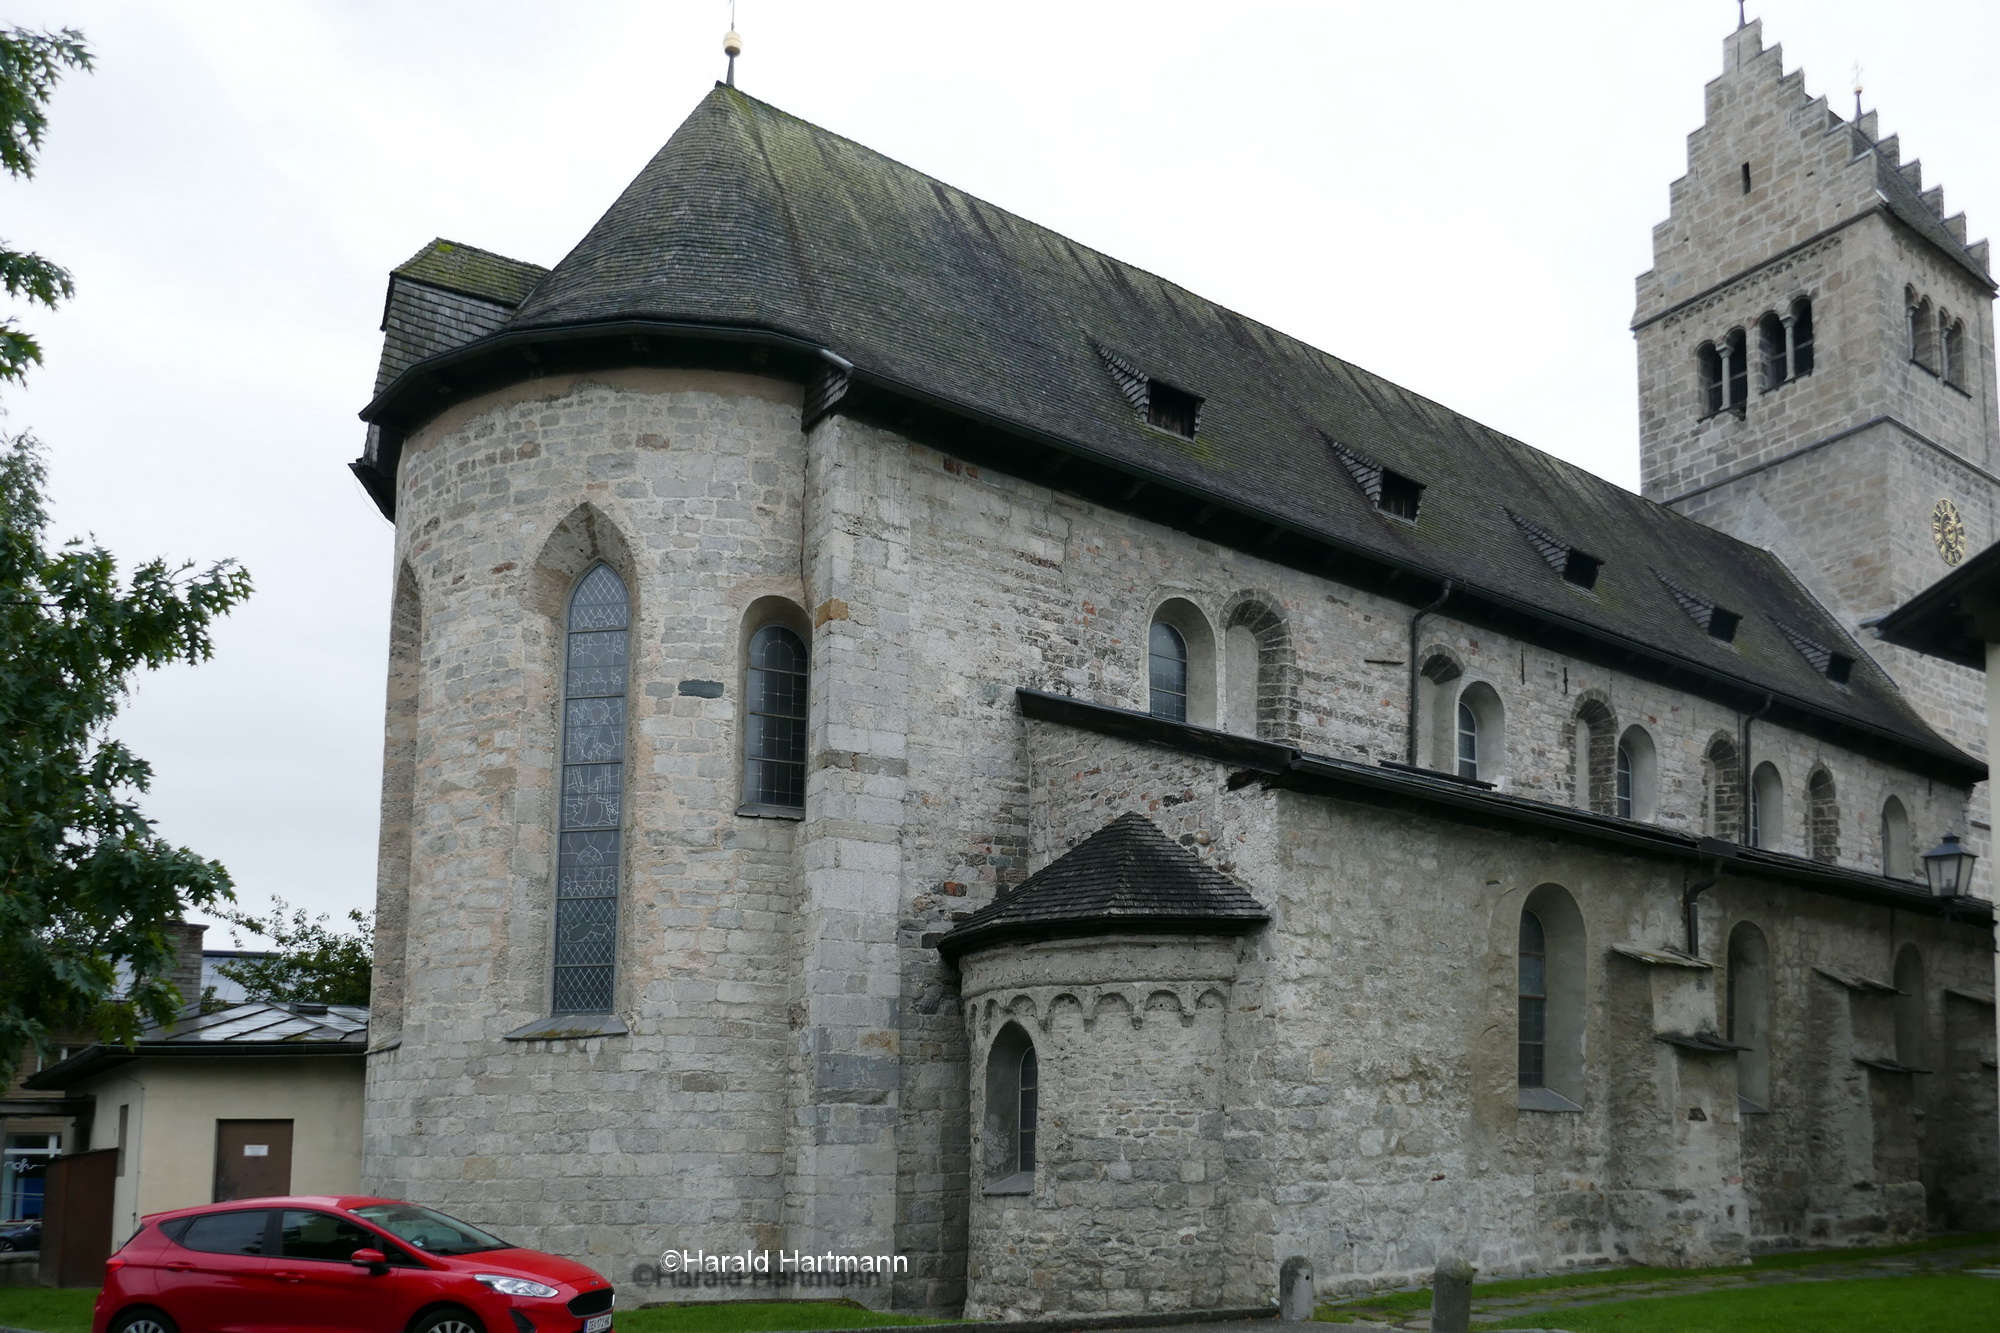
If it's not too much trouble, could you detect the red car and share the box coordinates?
[93,1195,615,1333]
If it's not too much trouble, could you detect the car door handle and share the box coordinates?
[271,1269,306,1282]
[164,1261,195,1272]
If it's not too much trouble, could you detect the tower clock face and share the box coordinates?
[1932,497,1967,565]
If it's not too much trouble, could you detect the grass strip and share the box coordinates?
[0,1285,96,1333]
[1484,1272,2000,1332]
[622,1300,944,1331]
[1314,1231,2000,1322]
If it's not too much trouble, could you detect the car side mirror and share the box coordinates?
[350,1248,389,1276]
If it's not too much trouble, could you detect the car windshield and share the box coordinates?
[349,1204,511,1255]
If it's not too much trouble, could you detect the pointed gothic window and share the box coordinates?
[744,624,810,809]
[554,564,629,1015]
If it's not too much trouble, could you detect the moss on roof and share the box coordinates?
[394,238,548,308]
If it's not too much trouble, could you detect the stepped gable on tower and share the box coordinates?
[355,82,1978,784]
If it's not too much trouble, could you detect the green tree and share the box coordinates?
[216,898,373,1008]
[0,27,90,385]
[0,25,253,1087]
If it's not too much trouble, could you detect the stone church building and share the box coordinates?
[352,22,1999,1317]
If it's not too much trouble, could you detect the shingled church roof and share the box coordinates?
[935,813,1270,962]
[358,86,1981,785]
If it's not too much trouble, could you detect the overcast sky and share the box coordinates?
[5,1,1998,938]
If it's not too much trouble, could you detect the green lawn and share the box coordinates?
[1486,1273,2000,1332]
[0,1285,95,1333]
[622,1300,942,1332]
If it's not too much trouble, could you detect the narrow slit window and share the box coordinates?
[1725,328,1748,410]
[1518,910,1547,1088]
[554,564,630,1015]
[1148,621,1189,722]
[1146,381,1201,438]
[1017,1046,1039,1174]
[1741,162,1752,194]
[1456,700,1479,780]
[1697,342,1723,417]
[744,625,810,808]
[1790,297,1814,377]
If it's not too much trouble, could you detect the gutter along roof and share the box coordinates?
[353,86,1980,786]
[1011,689,1994,933]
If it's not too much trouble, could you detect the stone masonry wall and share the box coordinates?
[367,365,1990,1315]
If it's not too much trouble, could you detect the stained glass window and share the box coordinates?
[554,564,628,1014]
[744,625,809,808]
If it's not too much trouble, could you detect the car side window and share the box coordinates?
[179,1210,270,1255]
[278,1210,382,1263]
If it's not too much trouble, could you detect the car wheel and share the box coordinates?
[0,1239,12,1252]
[410,1309,484,1333]
[110,1310,179,1333]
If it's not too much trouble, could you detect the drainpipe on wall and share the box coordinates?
[1683,837,1733,958]
[1740,693,1773,845]
[1406,579,1456,766]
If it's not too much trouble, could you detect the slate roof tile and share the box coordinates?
[937,812,1269,960]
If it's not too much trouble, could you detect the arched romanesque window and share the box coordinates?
[1727,921,1772,1112]
[1571,698,1616,813]
[1790,297,1815,377]
[1149,599,1215,726]
[1518,884,1584,1111]
[1943,317,1966,388]
[1910,292,1938,371]
[1221,596,1294,741]
[1750,762,1784,851]
[1148,621,1189,723]
[1703,735,1742,840]
[1758,312,1787,391]
[983,1022,1040,1189]
[1882,797,1913,878]
[1696,342,1724,418]
[744,623,810,809]
[554,563,630,1014]
[1457,681,1503,783]
[1808,768,1838,864]
[1617,725,1657,822]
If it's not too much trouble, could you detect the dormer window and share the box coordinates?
[1093,341,1202,439]
[1377,470,1423,521]
[1327,438,1424,523]
[1511,512,1599,592]
[1776,620,1856,684]
[1560,551,1601,591]
[1146,381,1201,438]
[1656,571,1740,644]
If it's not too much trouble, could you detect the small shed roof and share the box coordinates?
[937,812,1269,962]
[1873,539,2000,669]
[23,1001,368,1089]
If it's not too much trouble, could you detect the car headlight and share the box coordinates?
[475,1274,561,1299]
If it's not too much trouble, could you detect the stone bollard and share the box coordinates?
[1278,1254,1315,1321]
[1431,1257,1476,1333]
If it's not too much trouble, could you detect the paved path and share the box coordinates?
[1321,1238,2000,1330]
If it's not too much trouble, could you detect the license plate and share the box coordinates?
[585,1316,612,1333]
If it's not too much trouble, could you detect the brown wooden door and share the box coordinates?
[37,1148,117,1288]
[213,1120,293,1202]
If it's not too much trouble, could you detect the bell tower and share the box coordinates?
[1634,19,1999,757]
